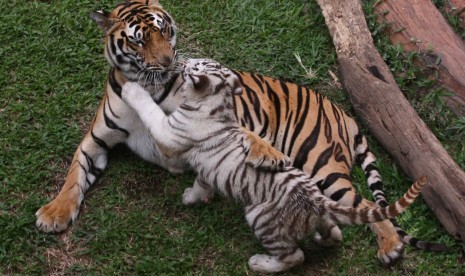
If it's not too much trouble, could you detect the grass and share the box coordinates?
[1,0,464,274]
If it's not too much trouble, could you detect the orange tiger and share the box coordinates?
[35,0,445,265]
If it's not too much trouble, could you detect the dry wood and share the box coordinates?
[316,0,465,244]
[375,0,465,116]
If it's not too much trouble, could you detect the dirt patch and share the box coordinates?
[122,172,167,200]
[44,229,92,275]
[192,246,225,273]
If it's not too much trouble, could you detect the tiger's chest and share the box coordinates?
[106,82,189,173]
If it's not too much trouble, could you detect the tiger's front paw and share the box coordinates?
[35,196,79,233]
[242,128,291,171]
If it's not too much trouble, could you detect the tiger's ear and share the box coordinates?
[189,74,209,92]
[147,0,161,6]
[89,10,117,32]
[133,0,161,6]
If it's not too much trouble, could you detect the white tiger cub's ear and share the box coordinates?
[188,74,209,92]
[89,10,118,32]
[232,79,243,95]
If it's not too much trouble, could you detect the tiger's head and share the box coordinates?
[182,59,243,106]
[90,0,178,85]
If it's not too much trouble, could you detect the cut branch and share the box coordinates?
[316,0,465,244]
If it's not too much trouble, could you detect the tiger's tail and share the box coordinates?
[353,133,387,206]
[353,133,448,252]
[324,176,426,225]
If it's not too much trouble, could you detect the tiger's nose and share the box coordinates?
[159,55,173,67]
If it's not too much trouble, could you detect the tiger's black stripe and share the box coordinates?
[293,93,324,169]
[91,131,111,152]
[102,101,129,135]
[108,68,122,97]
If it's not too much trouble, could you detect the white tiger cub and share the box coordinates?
[121,59,427,273]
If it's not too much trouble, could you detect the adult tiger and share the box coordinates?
[34,0,445,265]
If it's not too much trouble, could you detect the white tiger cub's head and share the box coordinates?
[182,59,243,102]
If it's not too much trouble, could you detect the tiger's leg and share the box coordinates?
[241,127,291,171]
[359,199,404,264]
[317,175,403,265]
[182,177,214,206]
[36,95,128,233]
[245,203,304,273]
[355,149,405,264]
[355,139,447,253]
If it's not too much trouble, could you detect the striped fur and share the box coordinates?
[35,1,445,267]
[120,59,427,272]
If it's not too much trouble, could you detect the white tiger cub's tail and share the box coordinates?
[324,176,427,225]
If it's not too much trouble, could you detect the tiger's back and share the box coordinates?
[234,72,361,203]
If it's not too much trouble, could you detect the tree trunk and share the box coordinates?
[375,0,465,117]
[444,0,465,28]
[316,0,465,244]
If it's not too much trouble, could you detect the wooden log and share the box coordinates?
[316,0,465,244]
[375,0,465,117]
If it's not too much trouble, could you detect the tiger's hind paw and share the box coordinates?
[242,127,291,171]
[377,235,404,265]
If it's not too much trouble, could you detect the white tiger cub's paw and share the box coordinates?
[121,82,153,108]
[182,187,213,206]
[313,227,343,247]
[248,250,304,273]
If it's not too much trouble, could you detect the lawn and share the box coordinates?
[1,0,464,275]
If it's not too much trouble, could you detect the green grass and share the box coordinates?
[1,0,464,274]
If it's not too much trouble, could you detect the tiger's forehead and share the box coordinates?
[123,12,165,33]
[149,13,165,29]
[114,2,172,30]
[124,11,166,29]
